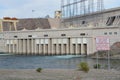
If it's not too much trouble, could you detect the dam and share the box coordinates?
[0,0,120,55]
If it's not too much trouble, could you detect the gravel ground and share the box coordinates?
[0,69,120,80]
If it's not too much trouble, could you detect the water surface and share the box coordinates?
[0,54,120,70]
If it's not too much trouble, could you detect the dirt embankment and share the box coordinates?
[0,69,120,80]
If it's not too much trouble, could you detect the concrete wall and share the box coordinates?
[0,26,119,55]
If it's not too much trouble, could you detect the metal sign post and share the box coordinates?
[96,51,99,69]
[96,36,110,70]
[108,50,111,70]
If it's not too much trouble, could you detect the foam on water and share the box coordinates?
[54,55,86,59]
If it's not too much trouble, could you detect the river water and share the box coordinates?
[0,54,120,70]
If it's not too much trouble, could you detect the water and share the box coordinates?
[0,54,120,70]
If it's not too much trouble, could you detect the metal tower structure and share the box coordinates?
[61,0,104,18]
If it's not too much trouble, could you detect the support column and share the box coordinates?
[31,39,34,54]
[43,44,45,55]
[13,41,15,54]
[34,39,37,55]
[48,39,50,55]
[70,39,73,55]
[36,44,39,55]
[16,39,19,54]
[39,44,41,55]
[63,44,67,55]
[10,44,13,53]
[18,39,20,54]
[9,40,11,53]
[14,43,17,54]
[46,44,49,55]
[29,39,32,54]
[48,38,52,55]
[21,39,23,54]
[73,44,76,55]
[17,39,19,54]
[51,44,53,55]
[66,43,69,55]
[59,44,62,55]
[77,44,81,55]
[87,39,90,55]
[81,43,84,55]
[68,38,70,55]
[23,39,25,54]
[56,44,59,55]
[33,39,35,55]
[41,44,44,55]
[57,44,60,55]
[6,44,9,53]
[24,39,26,54]
[19,39,22,54]
[77,44,79,55]
[61,44,64,55]
[25,39,27,54]
[8,44,11,53]
[52,39,55,55]
[76,43,78,55]
[27,39,30,55]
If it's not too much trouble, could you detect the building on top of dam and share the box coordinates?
[0,0,120,55]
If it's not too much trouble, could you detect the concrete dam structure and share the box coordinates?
[0,0,120,55]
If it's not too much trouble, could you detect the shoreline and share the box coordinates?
[90,57,120,60]
[1,53,120,60]
[0,69,120,80]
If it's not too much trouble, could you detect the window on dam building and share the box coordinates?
[104,32,118,35]
[14,36,18,38]
[106,16,116,26]
[104,32,107,35]
[82,21,86,25]
[109,32,112,35]
[28,35,32,37]
[114,32,117,35]
[80,33,86,36]
[44,34,48,37]
[61,34,66,36]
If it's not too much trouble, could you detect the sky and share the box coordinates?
[0,0,120,18]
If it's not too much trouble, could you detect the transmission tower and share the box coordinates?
[88,0,94,13]
[97,0,104,11]
[61,0,104,18]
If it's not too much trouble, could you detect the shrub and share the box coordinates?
[78,62,89,72]
[93,64,101,69]
[36,68,42,73]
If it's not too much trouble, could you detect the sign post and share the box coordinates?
[96,36,110,70]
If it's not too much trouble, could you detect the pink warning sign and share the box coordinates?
[96,37,110,50]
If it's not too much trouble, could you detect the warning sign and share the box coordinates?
[96,37,110,50]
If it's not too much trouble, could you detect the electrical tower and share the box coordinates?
[61,0,104,18]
